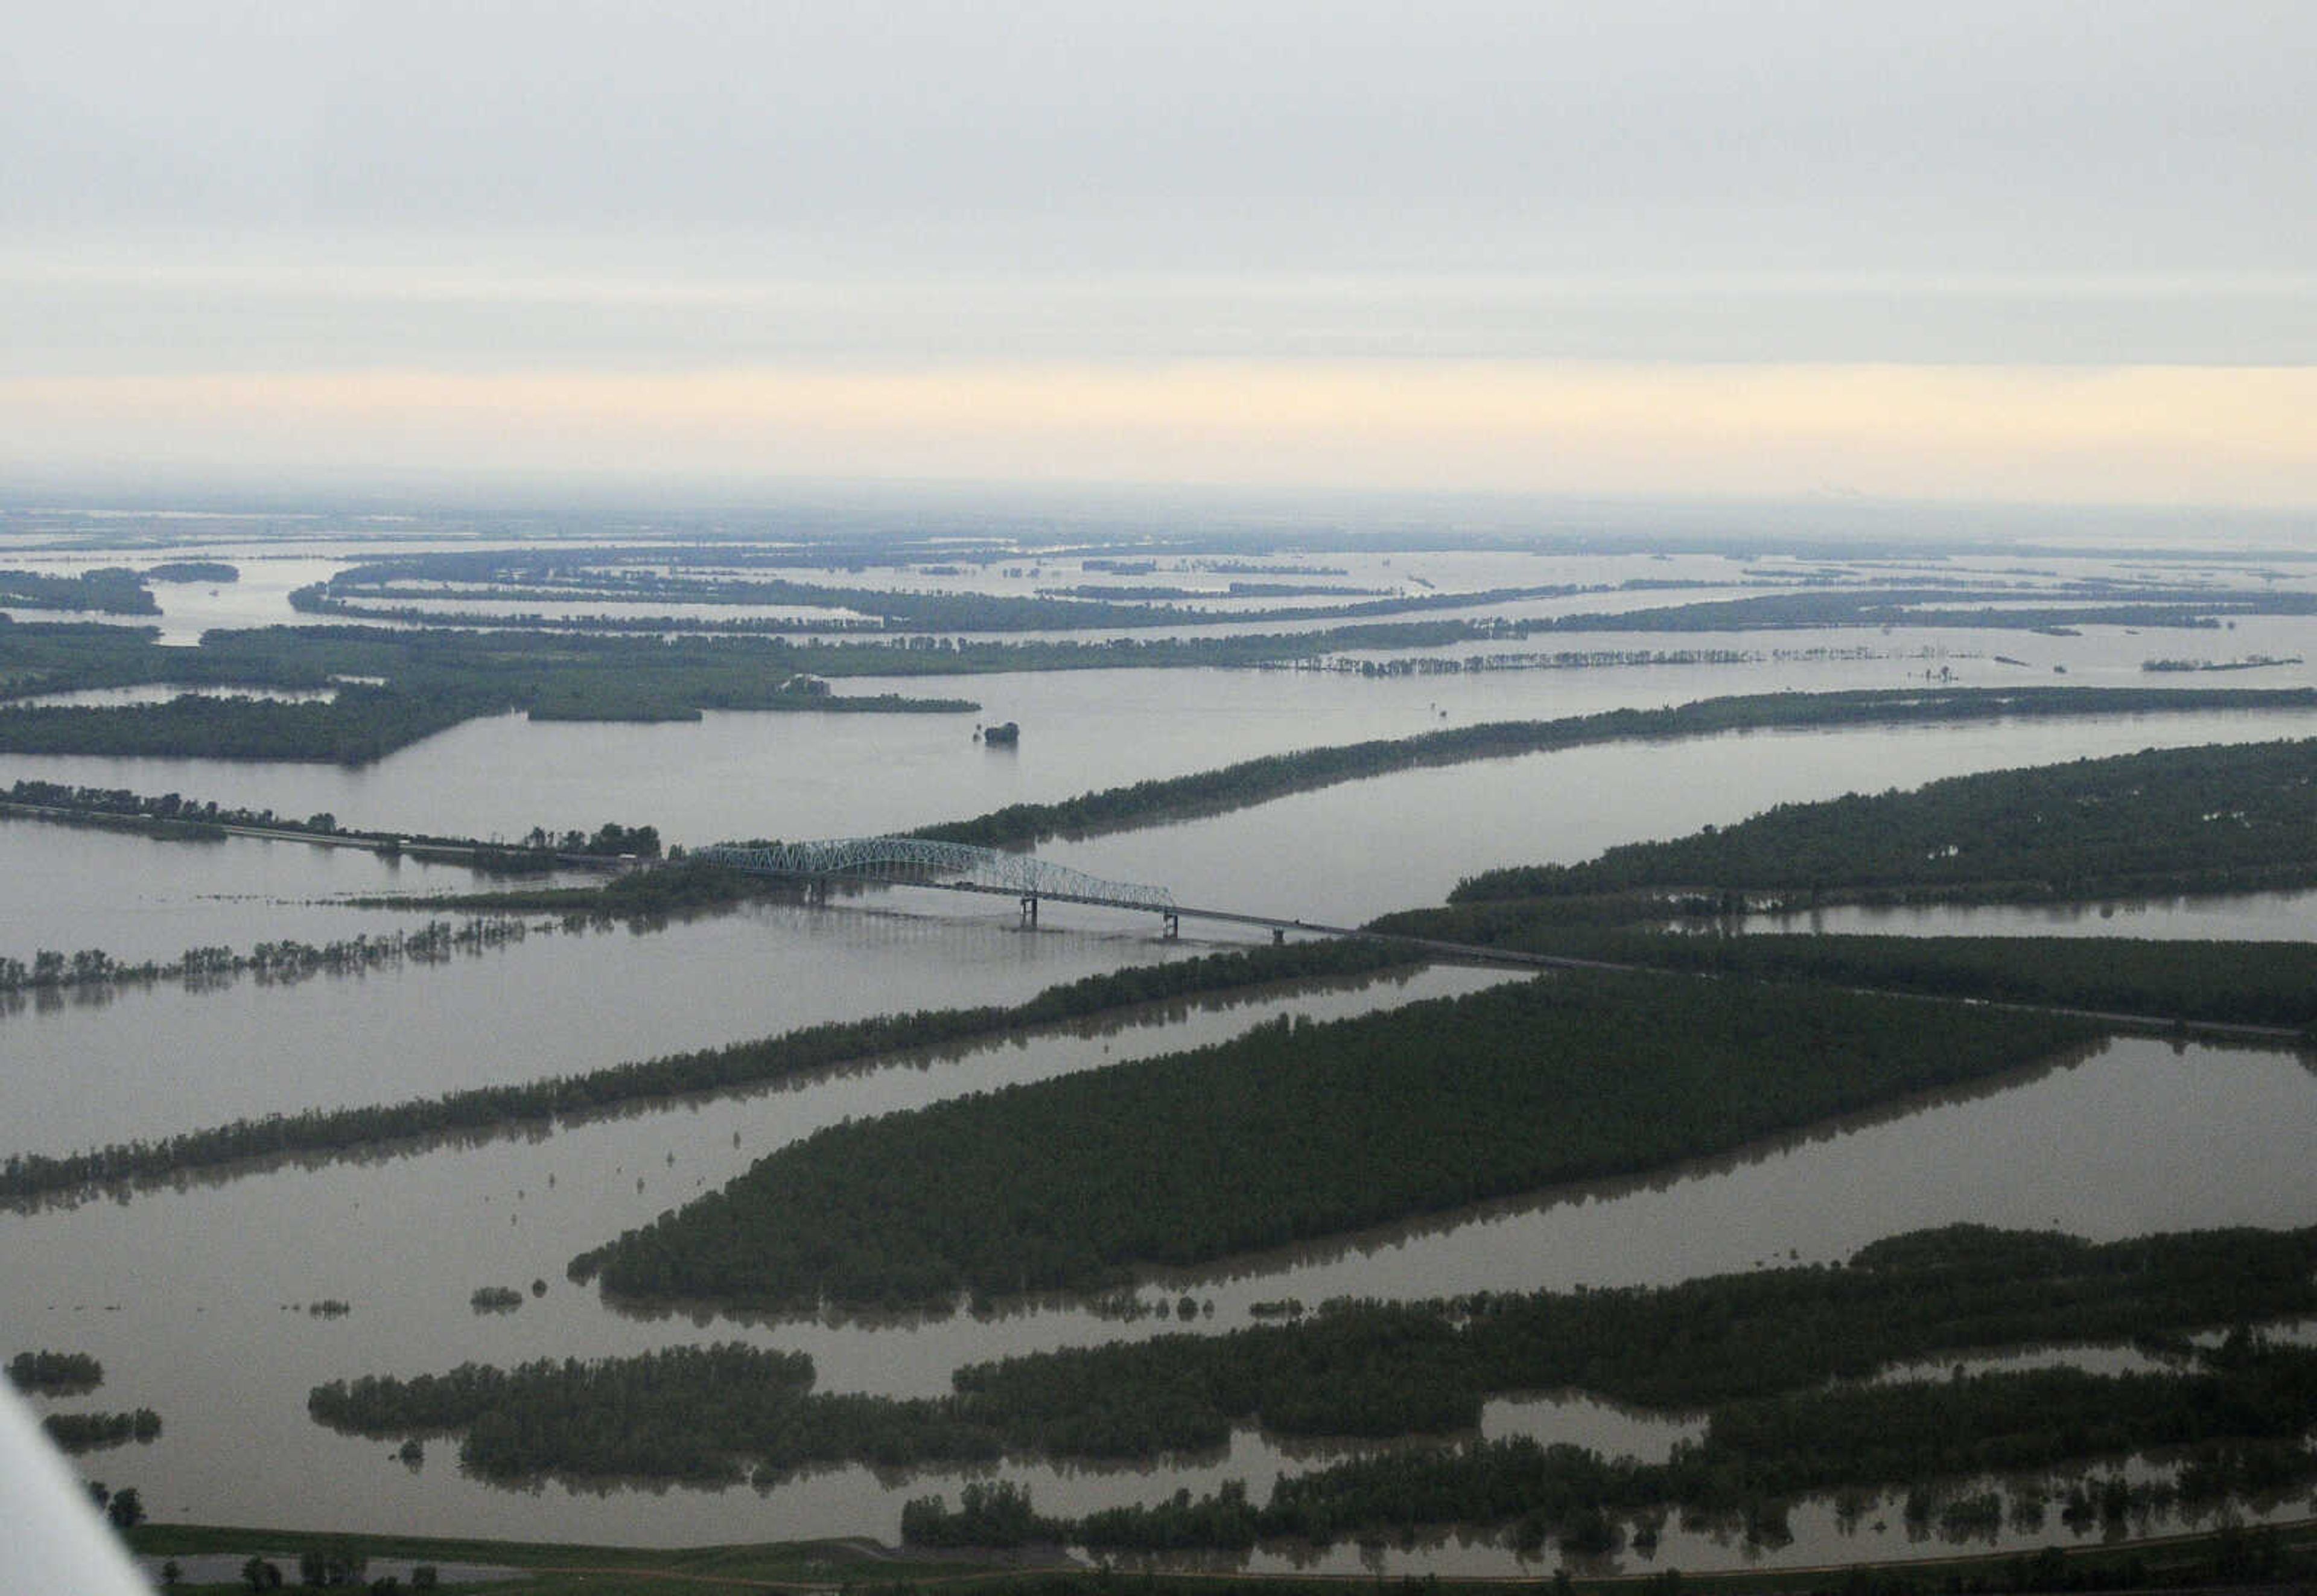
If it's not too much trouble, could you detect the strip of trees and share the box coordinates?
[308,1224,2317,1550]
[1378,923,2317,1032]
[1452,737,2317,906]
[7,1349,102,1393]
[569,974,2093,1313]
[911,689,2317,850]
[42,1409,161,1453]
[0,939,1413,1203]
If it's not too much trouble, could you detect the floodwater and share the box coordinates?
[4,534,2317,1572]
[1757,889,2317,942]
[13,703,2317,1148]
[4,1029,2310,1566]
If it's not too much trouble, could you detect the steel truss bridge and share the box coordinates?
[697,836,1180,930]
[693,836,1661,971]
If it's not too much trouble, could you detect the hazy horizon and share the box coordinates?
[6,3,2312,510]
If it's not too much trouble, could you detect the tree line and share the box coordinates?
[1530,582,2317,635]
[299,551,1587,633]
[0,567,159,614]
[0,918,527,1000]
[0,622,978,763]
[909,688,2317,851]
[306,1224,2317,1548]
[43,1408,162,1454]
[569,973,2093,1314]
[0,938,1413,1203]
[1452,736,2317,905]
[1371,921,2317,1032]
[7,1348,102,1393]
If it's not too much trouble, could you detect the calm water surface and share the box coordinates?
[1759,889,2317,941]
[5,542,2316,1568]
[3,1031,2310,1557]
[0,893,1277,1152]
[5,616,2313,847]
[14,705,2317,1150]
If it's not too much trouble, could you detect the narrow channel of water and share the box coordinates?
[4,1031,2308,1550]
[1046,708,2317,923]
[0,894,1282,1152]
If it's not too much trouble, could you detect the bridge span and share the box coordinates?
[696,833,1627,970]
[696,835,2313,1039]
[696,836,1180,930]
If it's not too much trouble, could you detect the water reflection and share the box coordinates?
[1134,1044,2108,1299]
[7,536,2317,1566]
[7,962,1512,1215]
[1760,886,2317,943]
[0,897,1281,1150]
[4,1032,2312,1552]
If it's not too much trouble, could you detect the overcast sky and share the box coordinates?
[4,1,2312,507]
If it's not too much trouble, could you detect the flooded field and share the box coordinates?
[4,530,2315,1572]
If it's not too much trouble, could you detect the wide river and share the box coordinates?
[4,539,2316,1573]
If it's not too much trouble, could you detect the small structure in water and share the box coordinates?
[980,721,1020,746]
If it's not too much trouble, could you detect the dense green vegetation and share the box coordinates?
[0,918,527,999]
[1372,920,2317,1031]
[0,622,977,761]
[143,560,238,583]
[119,1516,2317,1596]
[0,681,496,763]
[0,618,311,699]
[911,688,2317,849]
[570,974,2093,1312]
[42,1408,162,1452]
[931,1222,2317,1454]
[127,1522,991,1596]
[941,1226,2317,1446]
[364,856,792,918]
[1344,734,2317,1032]
[1049,1340,2317,1553]
[310,1226,2317,1545]
[6,1348,103,1393]
[0,606,1513,701]
[7,602,2315,768]
[1534,585,2317,634]
[0,567,158,614]
[1454,737,2317,905]
[5,777,684,891]
[299,549,1583,631]
[0,939,1413,1201]
[1040,580,1384,600]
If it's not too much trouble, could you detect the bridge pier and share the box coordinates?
[1273,926,1285,944]
[1162,911,1179,941]
[698,839,1177,926]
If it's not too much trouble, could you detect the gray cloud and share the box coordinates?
[9,1,2312,275]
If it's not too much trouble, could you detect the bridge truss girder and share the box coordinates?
[697,836,1176,912]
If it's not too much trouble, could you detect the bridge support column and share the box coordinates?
[1273,926,1285,944]
[1162,911,1179,941]
[1020,893,1038,928]
[807,879,828,906]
